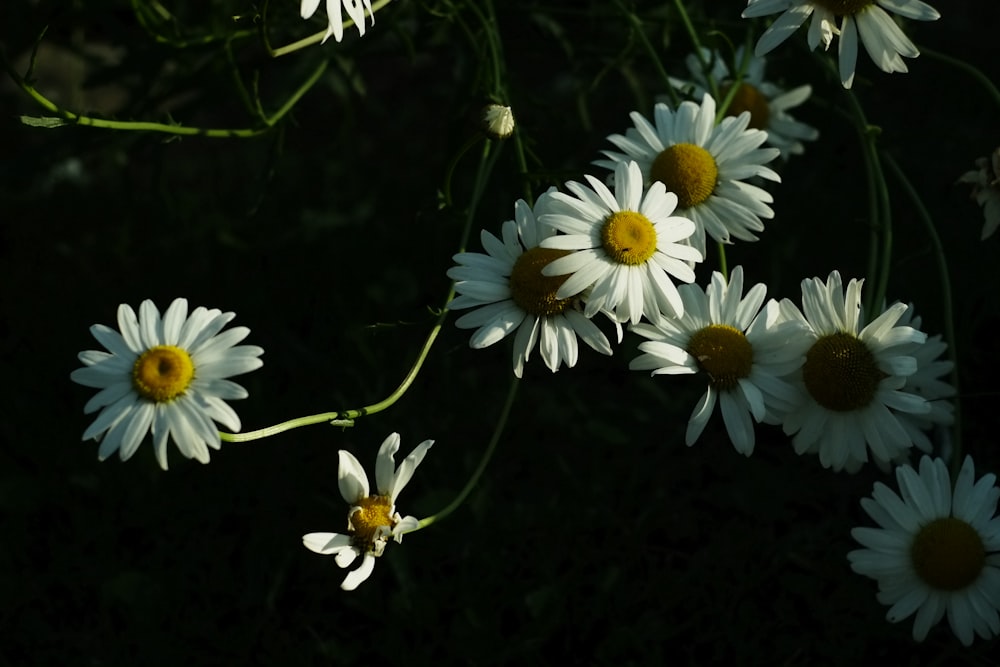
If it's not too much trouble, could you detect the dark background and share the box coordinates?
[2,1,999,664]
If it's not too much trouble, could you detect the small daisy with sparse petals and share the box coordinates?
[537,161,702,324]
[849,455,1000,646]
[669,46,819,158]
[448,192,618,378]
[742,0,940,89]
[779,271,931,473]
[300,0,373,44]
[630,266,808,455]
[594,94,780,256]
[303,432,433,591]
[71,298,264,470]
[957,148,1000,240]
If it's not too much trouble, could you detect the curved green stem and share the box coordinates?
[613,0,681,107]
[919,46,1000,112]
[222,141,499,443]
[131,0,256,48]
[842,85,891,316]
[415,377,520,530]
[673,0,719,105]
[13,58,327,137]
[881,152,962,476]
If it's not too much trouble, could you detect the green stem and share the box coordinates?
[842,85,891,316]
[672,0,719,105]
[613,0,681,107]
[715,241,729,279]
[13,58,327,137]
[920,46,1000,112]
[880,152,962,476]
[222,139,499,443]
[415,377,520,530]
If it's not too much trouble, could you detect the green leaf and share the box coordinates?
[20,115,69,128]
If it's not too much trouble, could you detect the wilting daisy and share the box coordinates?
[742,0,941,89]
[594,94,780,256]
[448,192,618,378]
[893,305,955,455]
[848,455,1000,646]
[957,148,1000,240]
[303,432,433,591]
[630,266,808,455]
[71,298,264,470]
[779,271,931,473]
[669,46,819,158]
[300,0,373,44]
[537,160,702,324]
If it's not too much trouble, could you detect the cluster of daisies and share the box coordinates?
[65,0,1000,646]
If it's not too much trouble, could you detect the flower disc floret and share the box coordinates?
[911,518,987,592]
[687,324,754,390]
[802,332,883,411]
[649,143,719,209]
[509,246,573,315]
[132,345,194,402]
[350,495,395,553]
[600,211,659,266]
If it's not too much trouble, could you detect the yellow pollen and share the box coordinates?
[802,332,884,412]
[721,82,770,131]
[510,247,574,316]
[132,345,195,402]
[349,495,395,553]
[686,324,753,390]
[812,0,874,14]
[600,211,658,265]
[910,518,986,591]
[649,143,718,209]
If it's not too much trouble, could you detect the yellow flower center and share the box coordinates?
[910,517,986,591]
[510,247,574,316]
[132,345,195,402]
[349,495,395,553]
[721,82,770,130]
[812,0,874,14]
[687,324,754,390]
[600,211,658,265]
[802,332,884,412]
[649,143,718,209]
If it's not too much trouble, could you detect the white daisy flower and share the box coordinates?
[71,298,264,470]
[957,148,1000,240]
[893,305,955,455]
[594,94,780,256]
[447,191,618,378]
[629,266,808,455]
[742,0,941,89]
[536,161,703,324]
[303,432,433,591]
[300,0,373,44]
[848,455,1000,646]
[779,271,932,473]
[669,46,819,158]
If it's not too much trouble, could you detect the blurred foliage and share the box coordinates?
[2,0,999,665]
